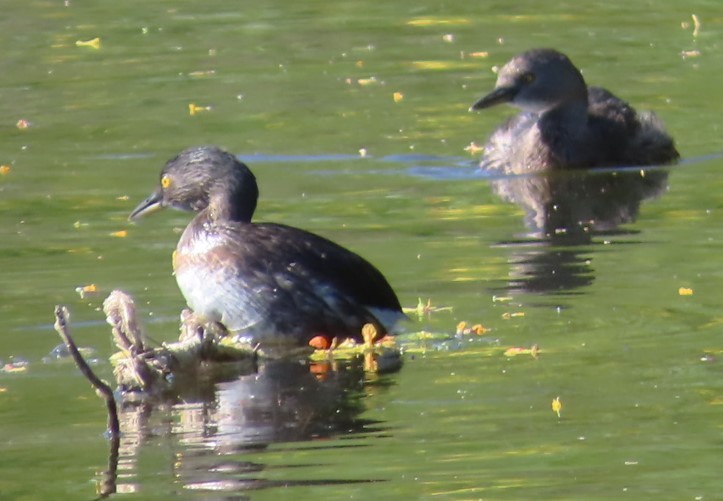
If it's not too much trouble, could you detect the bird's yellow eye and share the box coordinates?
[161,175,171,189]
[522,72,535,84]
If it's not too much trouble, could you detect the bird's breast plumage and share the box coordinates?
[172,213,403,344]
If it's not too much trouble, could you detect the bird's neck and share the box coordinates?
[206,191,256,223]
[539,99,589,130]
[534,99,592,168]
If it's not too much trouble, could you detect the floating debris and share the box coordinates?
[393,91,404,102]
[357,76,378,86]
[681,14,702,38]
[552,396,562,418]
[455,321,488,336]
[75,37,101,49]
[101,290,402,393]
[678,287,694,296]
[16,119,31,129]
[699,352,716,363]
[492,295,513,302]
[309,335,330,350]
[410,61,453,71]
[502,312,525,319]
[406,17,470,27]
[75,283,98,299]
[504,344,539,358]
[442,34,455,43]
[188,70,216,78]
[2,356,29,373]
[403,298,454,320]
[358,147,368,158]
[188,103,212,116]
[464,142,484,155]
[0,165,10,176]
[110,230,127,238]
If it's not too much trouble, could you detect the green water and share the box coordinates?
[2,0,722,499]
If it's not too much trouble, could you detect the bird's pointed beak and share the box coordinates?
[129,189,164,221]
[469,85,519,112]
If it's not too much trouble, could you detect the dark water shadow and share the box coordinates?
[491,165,670,239]
[488,165,671,295]
[100,359,392,497]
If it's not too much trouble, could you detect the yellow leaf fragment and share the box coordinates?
[75,37,101,49]
[410,61,453,71]
[402,298,454,319]
[358,148,368,158]
[468,51,490,58]
[75,284,98,298]
[407,17,470,27]
[0,165,10,176]
[357,76,377,86]
[464,142,484,155]
[552,396,562,417]
[16,119,31,129]
[110,230,128,238]
[692,14,701,37]
[188,70,216,77]
[504,344,539,358]
[502,312,525,319]
[456,321,488,335]
[393,92,404,103]
[678,287,694,296]
[492,295,513,302]
[188,103,212,116]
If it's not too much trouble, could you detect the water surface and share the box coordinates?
[1,1,722,499]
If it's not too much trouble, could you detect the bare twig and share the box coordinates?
[53,305,120,439]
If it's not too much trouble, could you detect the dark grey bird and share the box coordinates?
[129,146,404,352]
[470,48,679,173]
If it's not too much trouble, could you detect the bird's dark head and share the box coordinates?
[470,49,588,114]
[129,146,259,223]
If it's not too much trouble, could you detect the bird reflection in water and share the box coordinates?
[491,166,670,294]
[106,359,390,496]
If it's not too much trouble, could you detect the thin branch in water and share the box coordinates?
[53,305,120,439]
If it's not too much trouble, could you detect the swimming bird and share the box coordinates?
[469,48,679,173]
[129,146,404,352]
